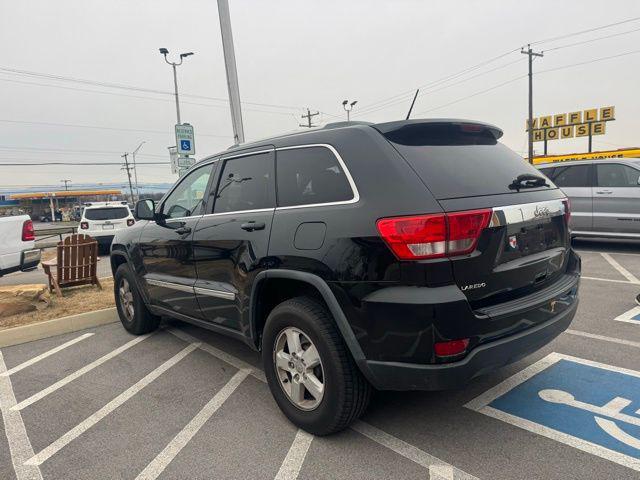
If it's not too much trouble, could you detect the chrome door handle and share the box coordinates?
[175,226,192,234]
[595,190,613,194]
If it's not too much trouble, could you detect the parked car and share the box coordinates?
[537,158,640,239]
[111,119,580,435]
[0,214,40,277]
[80,202,135,253]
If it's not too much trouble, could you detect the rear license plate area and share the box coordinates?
[102,224,114,230]
[499,218,563,263]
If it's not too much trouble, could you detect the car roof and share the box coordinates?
[536,158,640,168]
[196,118,504,164]
[83,203,130,209]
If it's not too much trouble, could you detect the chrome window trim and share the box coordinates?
[274,143,360,210]
[146,278,194,294]
[193,286,236,300]
[489,199,566,227]
[220,148,274,162]
[202,207,275,219]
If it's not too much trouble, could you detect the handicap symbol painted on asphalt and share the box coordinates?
[615,306,640,325]
[180,140,191,151]
[466,353,640,472]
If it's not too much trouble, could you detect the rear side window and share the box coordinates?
[538,167,555,179]
[552,165,591,188]
[84,207,129,220]
[276,147,354,207]
[378,123,553,200]
[596,164,640,187]
[213,152,274,214]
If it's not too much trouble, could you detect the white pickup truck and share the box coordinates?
[0,215,41,277]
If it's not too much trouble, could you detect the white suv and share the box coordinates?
[80,202,135,253]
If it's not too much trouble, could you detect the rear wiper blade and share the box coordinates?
[508,173,549,191]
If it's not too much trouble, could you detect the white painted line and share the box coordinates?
[169,327,475,478]
[167,327,266,382]
[273,429,314,480]
[576,250,640,257]
[25,342,199,466]
[0,350,43,480]
[466,352,640,473]
[1,333,94,377]
[565,329,640,349]
[581,276,636,285]
[600,252,640,284]
[135,368,250,480]
[613,306,640,325]
[11,333,153,411]
[429,465,455,480]
[351,421,478,480]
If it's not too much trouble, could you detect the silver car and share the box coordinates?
[538,159,640,239]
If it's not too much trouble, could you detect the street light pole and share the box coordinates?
[342,100,357,121]
[159,48,194,125]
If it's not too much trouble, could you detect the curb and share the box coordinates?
[0,307,118,348]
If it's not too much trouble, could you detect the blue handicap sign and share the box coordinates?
[487,357,640,461]
[180,140,191,151]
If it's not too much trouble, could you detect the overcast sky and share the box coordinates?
[1,0,639,189]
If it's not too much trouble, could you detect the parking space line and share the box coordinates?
[351,421,478,480]
[576,250,640,257]
[25,342,200,466]
[581,276,637,285]
[135,368,250,480]
[167,327,266,382]
[600,253,640,284]
[169,326,476,478]
[565,329,640,349]
[614,307,640,325]
[11,333,154,412]
[0,350,43,480]
[1,333,94,377]
[273,429,314,480]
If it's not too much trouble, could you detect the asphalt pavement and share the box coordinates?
[1,244,640,479]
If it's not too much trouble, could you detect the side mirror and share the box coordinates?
[135,199,156,221]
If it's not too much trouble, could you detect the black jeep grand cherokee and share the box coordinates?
[111,119,580,435]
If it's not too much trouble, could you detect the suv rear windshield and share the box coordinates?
[378,123,554,200]
[84,207,129,220]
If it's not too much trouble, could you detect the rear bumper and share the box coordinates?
[91,234,115,246]
[0,248,40,276]
[21,249,41,271]
[361,297,577,390]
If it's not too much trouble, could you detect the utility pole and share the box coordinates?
[131,141,145,201]
[121,153,135,204]
[300,108,319,128]
[521,44,544,163]
[159,48,194,125]
[342,100,358,121]
[217,0,245,144]
[60,179,71,191]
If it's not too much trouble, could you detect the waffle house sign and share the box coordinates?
[526,106,615,153]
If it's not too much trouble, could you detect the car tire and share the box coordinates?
[262,296,371,435]
[114,263,160,335]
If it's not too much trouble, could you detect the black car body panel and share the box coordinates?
[112,119,580,391]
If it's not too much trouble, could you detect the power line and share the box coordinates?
[0,119,232,139]
[536,49,640,75]
[0,161,169,166]
[0,66,303,111]
[543,26,640,52]
[530,16,640,46]
[0,145,167,158]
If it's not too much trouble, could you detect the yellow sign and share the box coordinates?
[532,148,640,165]
[527,106,615,142]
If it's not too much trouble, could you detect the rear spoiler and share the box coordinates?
[373,119,503,141]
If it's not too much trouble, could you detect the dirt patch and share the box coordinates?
[0,278,115,330]
[40,248,57,262]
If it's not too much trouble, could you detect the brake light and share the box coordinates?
[562,198,571,223]
[21,220,35,241]
[127,219,135,226]
[376,209,491,260]
[80,221,89,230]
[434,338,470,357]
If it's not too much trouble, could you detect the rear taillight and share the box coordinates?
[127,219,135,226]
[80,221,89,230]
[21,220,35,241]
[376,209,492,260]
[434,338,470,357]
[562,198,571,224]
